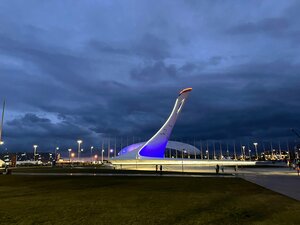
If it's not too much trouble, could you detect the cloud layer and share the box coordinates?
[0,0,300,152]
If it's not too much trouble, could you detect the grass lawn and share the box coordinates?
[0,176,299,225]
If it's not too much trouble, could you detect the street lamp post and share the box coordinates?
[0,141,4,153]
[90,146,94,162]
[233,141,237,160]
[77,140,82,161]
[33,145,38,161]
[55,147,59,161]
[249,149,251,161]
[114,137,117,158]
[206,141,209,160]
[278,141,282,160]
[219,142,222,160]
[110,149,114,159]
[81,148,83,161]
[200,141,203,159]
[107,138,110,160]
[206,150,209,160]
[253,143,258,160]
[101,149,104,163]
[71,152,75,165]
[270,141,274,159]
[68,148,72,162]
[181,149,184,172]
[226,143,229,159]
[213,142,216,160]
[94,154,98,163]
[242,145,246,160]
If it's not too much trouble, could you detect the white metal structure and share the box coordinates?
[117,88,192,159]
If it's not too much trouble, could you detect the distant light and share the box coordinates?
[33,145,38,148]
[81,148,84,152]
[110,149,114,153]
[68,149,72,152]
[71,153,75,157]
[77,140,82,144]
[102,149,105,152]
[253,143,258,146]
[56,147,59,150]
[94,155,98,159]
[0,141,4,145]
[91,146,94,149]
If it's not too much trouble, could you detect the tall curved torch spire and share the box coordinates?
[138,88,192,158]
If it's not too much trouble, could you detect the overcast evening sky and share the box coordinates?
[1,0,300,152]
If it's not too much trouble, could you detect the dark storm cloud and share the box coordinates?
[0,0,300,152]
[227,17,290,36]
[130,56,226,82]
[89,33,170,60]
[4,113,92,151]
[133,33,170,60]
[130,61,177,82]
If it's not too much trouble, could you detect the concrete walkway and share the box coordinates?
[12,172,234,178]
[240,174,300,201]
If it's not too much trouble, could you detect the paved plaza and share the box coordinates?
[238,168,300,201]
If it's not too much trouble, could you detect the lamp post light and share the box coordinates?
[94,154,98,163]
[110,149,114,158]
[55,147,59,161]
[0,141,4,152]
[101,149,104,163]
[33,145,38,161]
[219,143,223,160]
[249,149,251,161]
[253,143,258,160]
[206,142,209,160]
[90,146,94,161]
[206,150,209,160]
[242,145,246,160]
[77,140,82,160]
[200,141,203,159]
[68,148,72,162]
[80,148,84,161]
[233,141,237,160]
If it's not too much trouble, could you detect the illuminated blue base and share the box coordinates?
[139,140,168,158]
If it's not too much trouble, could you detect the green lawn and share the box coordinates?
[0,176,299,225]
